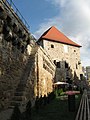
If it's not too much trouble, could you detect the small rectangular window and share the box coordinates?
[65,61,68,68]
[57,62,61,68]
[51,44,54,48]
[80,74,83,80]
[54,60,56,65]
[76,64,78,69]
[63,45,68,53]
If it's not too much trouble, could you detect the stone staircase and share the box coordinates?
[11,45,38,107]
[0,0,39,108]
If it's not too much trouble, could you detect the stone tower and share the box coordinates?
[38,26,83,84]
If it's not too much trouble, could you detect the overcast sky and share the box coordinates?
[11,0,90,67]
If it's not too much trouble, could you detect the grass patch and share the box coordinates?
[31,94,81,120]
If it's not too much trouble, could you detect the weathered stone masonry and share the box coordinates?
[35,46,55,98]
[0,0,36,108]
[0,0,83,110]
[38,26,83,83]
[0,0,56,109]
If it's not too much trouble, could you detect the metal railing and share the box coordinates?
[75,89,90,120]
[1,0,30,30]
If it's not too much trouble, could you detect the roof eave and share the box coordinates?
[38,37,82,47]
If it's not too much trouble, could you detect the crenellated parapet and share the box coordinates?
[0,0,56,110]
[0,0,37,109]
[0,0,36,54]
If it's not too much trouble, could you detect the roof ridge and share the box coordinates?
[38,26,81,47]
[38,26,52,40]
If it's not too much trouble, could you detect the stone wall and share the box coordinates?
[24,45,56,104]
[40,39,83,82]
[0,1,35,109]
[0,35,34,108]
[0,0,56,109]
[36,46,56,97]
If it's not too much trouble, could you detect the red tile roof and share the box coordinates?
[38,26,81,47]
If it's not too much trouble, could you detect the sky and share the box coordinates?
[9,0,90,67]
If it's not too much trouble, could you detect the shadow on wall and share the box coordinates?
[53,60,87,91]
[0,0,37,110]
[0,0,88,111]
